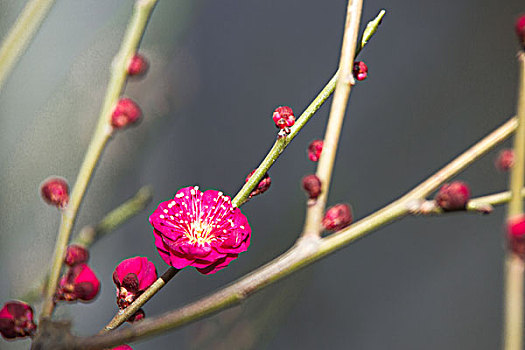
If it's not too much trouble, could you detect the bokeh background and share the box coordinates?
[1,0,524,349]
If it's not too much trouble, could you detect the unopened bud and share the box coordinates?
[307,140,323,162]
[272,106,295,135]
[127,308,145,323]
[434,181,471,211]
[111,98,142,129]
[516,14,525,48]
[508,214,525,257]
[40,177,69,208]
[127,53,149,77]
[245,169,271,198]
[302,174,322,200]
[353,61,368,81]
[56,264,100,302]
[322,203,353,231]
[495,149,514,171]
[64,244,89,266]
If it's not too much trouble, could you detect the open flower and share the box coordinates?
[113,256,157,309]
[0,301,36,339]
[149,186,251,274]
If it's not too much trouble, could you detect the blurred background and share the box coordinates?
[0,0,524,349]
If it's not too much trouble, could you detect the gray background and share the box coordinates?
[0,0,523,349]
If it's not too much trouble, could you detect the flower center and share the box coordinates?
[186,220,216,245]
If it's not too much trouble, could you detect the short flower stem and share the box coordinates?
[503,52,525,350]
[0,0,56,91]
[39,0,159,320]
[67,116,517,350]
[103,268,180,332]
[19,186,153,304]
[302,0,363,238]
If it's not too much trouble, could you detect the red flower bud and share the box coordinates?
[40,177,69,208]
[111,346,133,350]
[127,308,145,323]
[56,264,100,302]
[495,149,515,171]
[0,301,36,339]
[272,106,295,134]
[353,61,368,81]
[516,14,525,48]
[113,257,157,309]
[322,203,353,231]
[302,174,322,200]
[307,140,324,162]
[245,169,271,198]
[64,244,89,266]
[127,53,149,77]
[508,215,525,257]
[111,98,142,129]
[434,181,471,211]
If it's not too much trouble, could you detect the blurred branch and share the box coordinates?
[40,0,159,320]
[302,0,363,239]
[0,0,56,92]
[19,186,153,304]
[503,52,525,350]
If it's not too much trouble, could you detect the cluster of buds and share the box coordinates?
[245,169,271,198]
[308,140,323,162]
[111,52,149,130]
[272,106,295,137]
[353,61,368,81]
[0,301,36,340]
[434,181,471,211]
[40,177,69,208]
[113,257,157,323]
[55,245,99,302]
[322,203,353,231]
[495,149,514,172]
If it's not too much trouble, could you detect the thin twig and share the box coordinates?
[0,0,56,91]
[68,115,517,350]
[302,0,363,238]
[232,9,385,208]
[503,52,525,350]
[40,0,159,319]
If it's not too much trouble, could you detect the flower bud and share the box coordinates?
[353,61,368,81]
[307,140,323,162]
[322,203,353,231]
[272,106,295,134]
[127,53,149,77]
[111,345,133,350]
[111,98,142,129]
[64,244,89,266]
[127,308,145,323]
[495,149,514,171]
[508,215,525,257]
[302,174,322,200]
[113,257,157,309]
[0,301,36,339]
[434,181,471,211]
[516,14,525,48]
[245,169,271,198]
[40,177,69,208]
[56,264,100,302]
